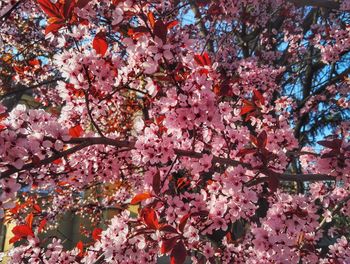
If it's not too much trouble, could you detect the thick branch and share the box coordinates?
[0,137,336,184]
[279,173,335,182]
[189,0,214,53]
[0,138,132,179]
[0,78,64,100]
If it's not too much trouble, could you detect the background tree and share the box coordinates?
[0,0,349,263]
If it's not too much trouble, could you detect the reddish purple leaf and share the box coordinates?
[318,139,342,150]
[161,236,179,254]
[268,176,279,193]
[191,210,209,217]
[253,89,265,105]
[152,171,161,195]
[202,52,211,66]
[159,224,178,233]
[178,213,190,233]
[237,148,257,157]
[257,131,267,149]
[76,0,91,8]
[45,22,65,35]
[194,54,205,66]
[170,241,187,264]
[154,20,167,43]
[37,0,62,18]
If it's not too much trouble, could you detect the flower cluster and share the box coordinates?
[1,0,350,263]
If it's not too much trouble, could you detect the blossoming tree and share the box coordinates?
[0,0,350,263]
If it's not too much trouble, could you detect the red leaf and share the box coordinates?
[226,232,233,243]
[53,158,63,165]
[178,213,190,233]
[69,124,83,137]
[28,59,41,66]
[76,241,84,257]
[0,112,8,121]
[147,12,155,28]
[208,3,222,16]
[236,148,256,157]
[152,172,161,195]
[10,203,20,214]
[257,131,267,149]
[156,115,165,125]
[196,0,210,7]
[213,84,221,96]
[166,20,179,30]
[250,135,258,148]
[170,241,187,264]
[217,78,235,96]
[33,204,42,213]
[128,26,148,39]
[92,227,102,241]
[253,89,265,105]
[37,0,62,18]
[161,236,179,254]
[240,101,256,115]
[202,52,211,66]
[12,225,34,237]
[10,225,34,243]
[63,0,75,19]
[76,0,91,8]
[45,22,65,34]
[32,155,41,166]
[66,83,84,97]
[159,224,178,233]
[26,213,34,229]
[112,0,125,5]
[93,31,108,56]
[177,177,190,190]
[198,68,209,75]
[9,235,21,244]
[142,208,159,230]
[38,219,47,233]
[154,20,167,44]
[317,139,342,150]
[130,192,153,205]
[191,210,209,217]
[194,54,205,67]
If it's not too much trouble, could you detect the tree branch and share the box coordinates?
[0,137,336,185]
[288,0,340,10]
[317,194,350,232]
[189,0,214,53]
[0,78,64,100]
[0,0,26,25]
[296,66,350,112]
[279,173,335,182]
[0,138,132,179]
